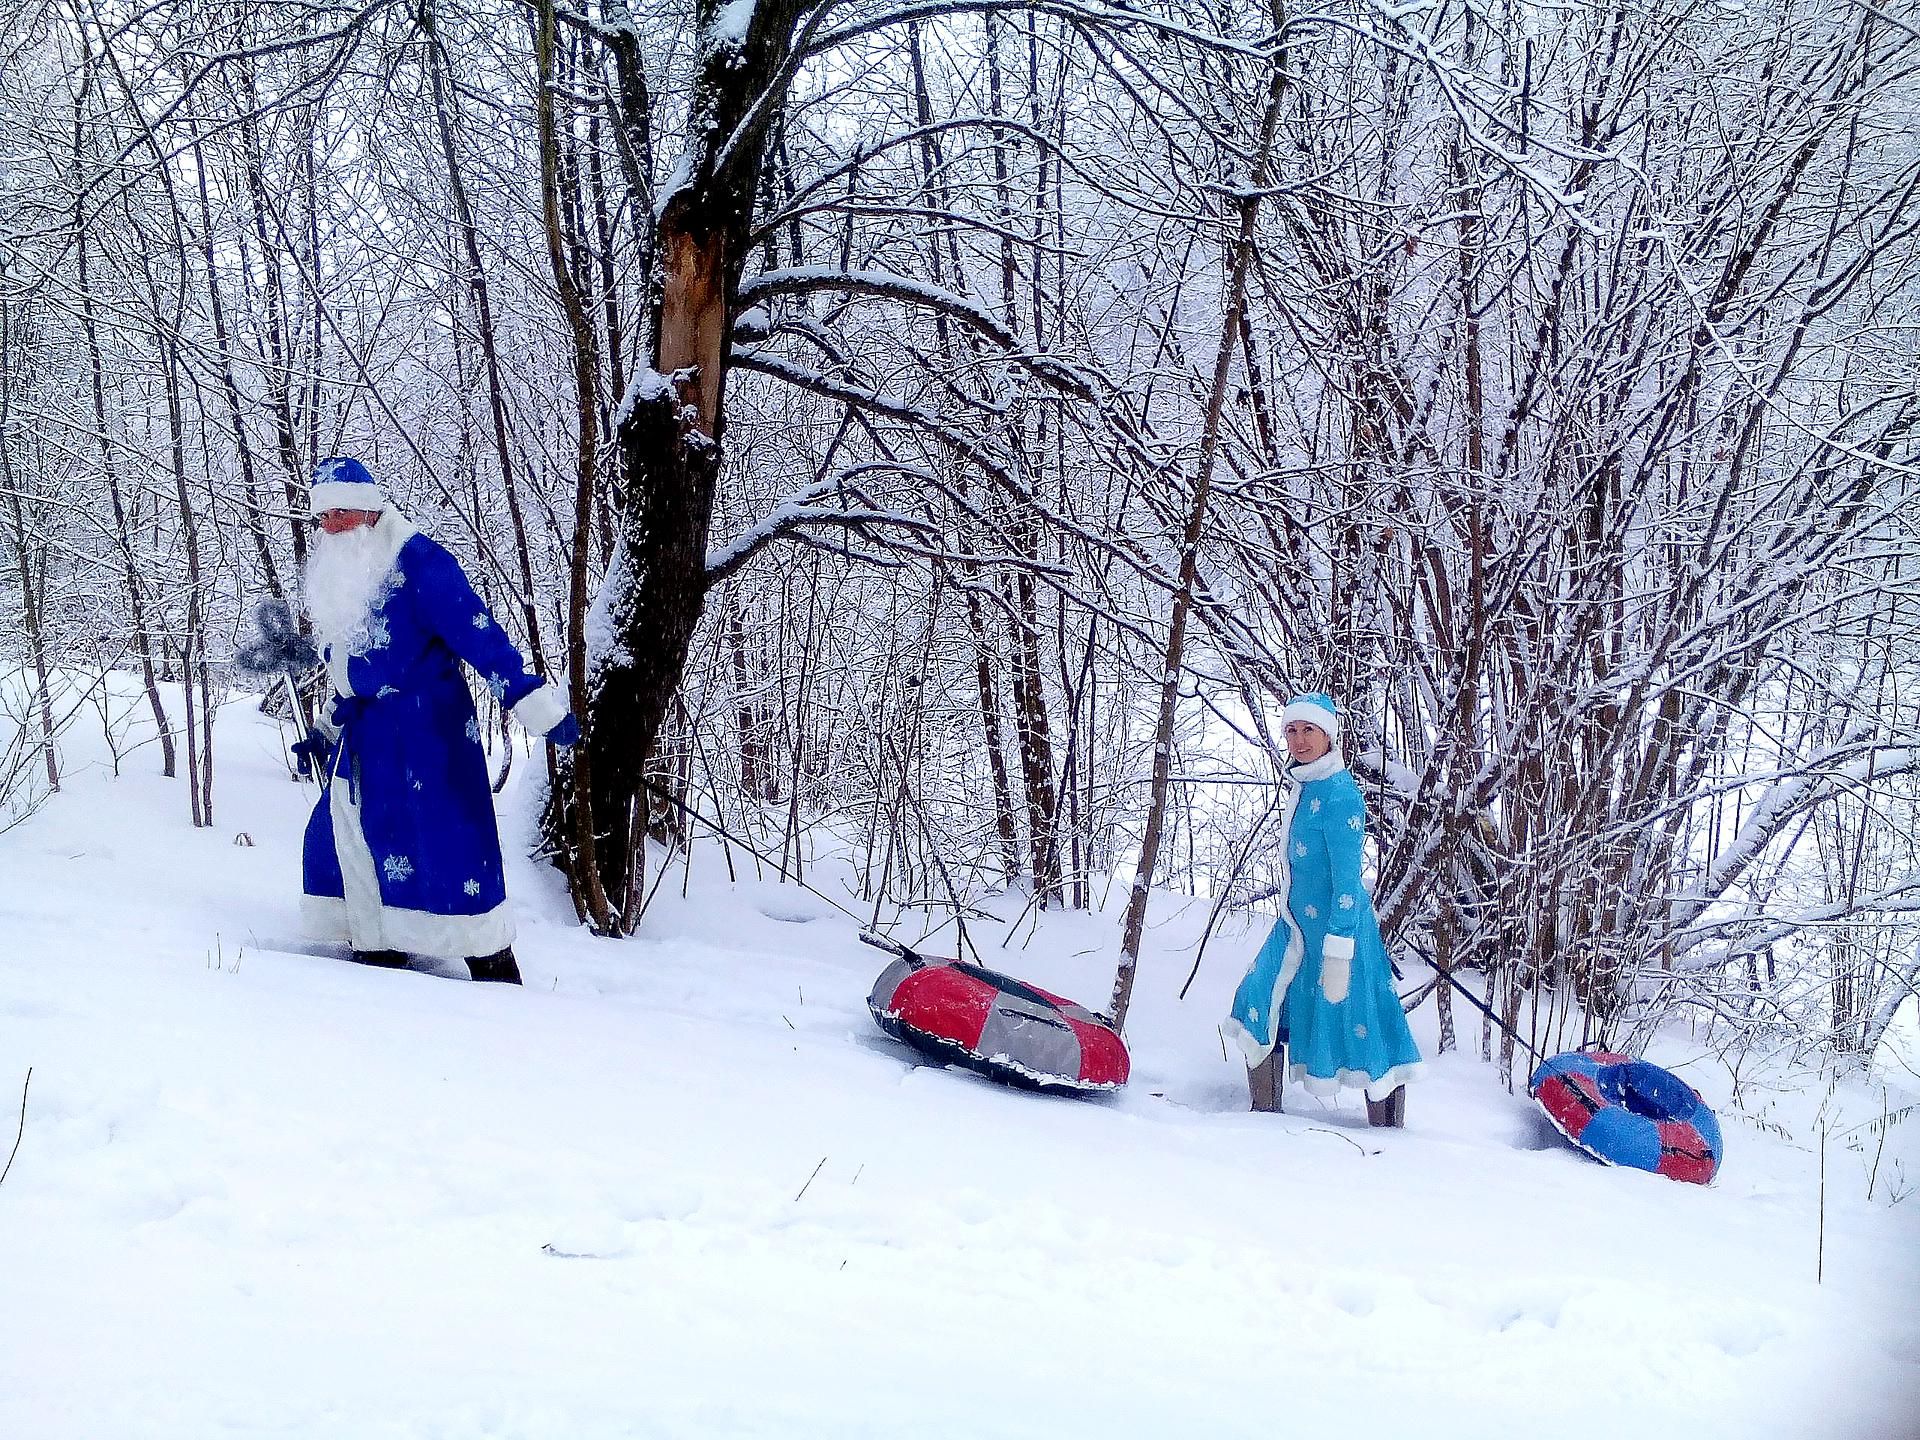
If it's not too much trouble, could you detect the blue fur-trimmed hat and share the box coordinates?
[309,456,387,515]
[1281,691,1340,743]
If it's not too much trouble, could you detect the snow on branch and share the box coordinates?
[1667,733,1916,940]
[739,268,1020,352]
[705,494,940,585]
[806,0,1276,63]
[736,268,1103,401]
[1666,880,1920,976]
[735,351,1191,605]
[733,349,1017,482]
[707,0,759,51]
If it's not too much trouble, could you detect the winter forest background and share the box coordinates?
[2,0,1916,1081]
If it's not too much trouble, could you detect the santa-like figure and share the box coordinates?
[296,457,577,984]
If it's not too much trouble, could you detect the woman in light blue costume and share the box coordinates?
[1223,694,1420,1126]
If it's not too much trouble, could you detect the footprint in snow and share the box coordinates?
[1711,1309,1784,1358]
[758,904,821,924]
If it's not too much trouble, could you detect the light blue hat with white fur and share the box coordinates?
[1281,691,1339,743]
[309,456,387,515]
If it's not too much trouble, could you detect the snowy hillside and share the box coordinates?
[2,689,1916,1439]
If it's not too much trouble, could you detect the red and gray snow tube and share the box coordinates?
[865,945,1129,1093]
[1529,1050,1722,1185]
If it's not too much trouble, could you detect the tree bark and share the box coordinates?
[1112,8,1288,1030]
[550,0,808,925]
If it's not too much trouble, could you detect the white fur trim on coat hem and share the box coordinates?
[1290,1060,1422,1103]
[322,723,515,959]
[510,681,568,737]
[300,892,515,959]
[301,893,351,941]
[1221,1015,1271,1067]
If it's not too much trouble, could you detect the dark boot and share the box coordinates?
[1366,1085,1407,1128]
[350,949,409,968]
[1248,1052,1283,1113]
[467,948,521,985]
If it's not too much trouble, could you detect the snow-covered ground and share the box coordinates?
[2,683,1917,1438]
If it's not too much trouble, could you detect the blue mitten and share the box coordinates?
[547,713,581,748]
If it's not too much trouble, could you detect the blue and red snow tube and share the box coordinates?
[866,948,1129,1093]
[1529,1050,1722,1184]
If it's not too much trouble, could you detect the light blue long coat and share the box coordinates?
[1225,753,1421,1101]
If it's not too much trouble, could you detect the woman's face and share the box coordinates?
[1284,720,1331,763]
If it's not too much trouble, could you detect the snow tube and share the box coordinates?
[867,954,1130,1093]
[1529,1050,1722,1184]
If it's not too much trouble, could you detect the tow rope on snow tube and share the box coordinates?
[865,943,1130,1094]
[1529,1050,1723,1185]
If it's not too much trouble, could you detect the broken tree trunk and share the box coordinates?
[550,0,808,928]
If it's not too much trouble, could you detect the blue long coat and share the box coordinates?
[1225,753,1422,1101]
[301,514,558,959]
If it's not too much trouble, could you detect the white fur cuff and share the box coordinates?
[1323,933,1355,961]
[511,681,569,737]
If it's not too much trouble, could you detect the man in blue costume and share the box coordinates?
[296,457,579,985]
[1223,693,1421,1125]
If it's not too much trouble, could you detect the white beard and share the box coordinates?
[303,520,397,655]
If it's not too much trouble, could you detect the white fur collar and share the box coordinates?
[368,506,418,566]
[1286,749,1347,785]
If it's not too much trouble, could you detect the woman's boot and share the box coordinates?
[1248,1052,1283,1113]
[1366,1086,1407,1128]
[466,948,522,984]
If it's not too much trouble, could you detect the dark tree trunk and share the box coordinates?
[547,0,807,926]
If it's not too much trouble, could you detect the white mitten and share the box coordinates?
[510,680,569,737]
[1320,934,1354,1004]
